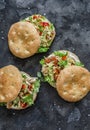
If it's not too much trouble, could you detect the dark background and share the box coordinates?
[0,0,90,130]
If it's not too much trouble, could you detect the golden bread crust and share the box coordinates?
[0,65,22,102]
[56,66,90,102]
[8,22,41,58]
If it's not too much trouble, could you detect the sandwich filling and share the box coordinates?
[0,72,40,109]
[40,50,84,87]
[23,14,55,53]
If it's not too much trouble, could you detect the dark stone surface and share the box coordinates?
[0,0,90,130]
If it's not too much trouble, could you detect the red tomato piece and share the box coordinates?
[22,84,26,89]
[45,56,58,64]
[33,15,42,19]
[45,58,51,63]
[33,15,38,19]
[39,31,42,36]
[21,102,27,108]
[62,56,67,60]
[40,22,49,27]
[53,59,58,66]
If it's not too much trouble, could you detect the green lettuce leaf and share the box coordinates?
[38,47,49,53]
[58,60,68,67]
[22,94,34,105]
[75,62,84,67]
[40,59,45,65]
[54,51,68,57]
[34,79,40,93]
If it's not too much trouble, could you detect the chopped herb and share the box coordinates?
[58,60,68,67]
[40,59,45,65]
[54,51,68,57]
[44,75,51,82]
[38,47,49,53]
[75,62,84,67]
[50,24,54,30]
[34,79,40,93]
[38,25,44,32]
[42,16,46,20]
[29,17,32,21]
[13,97,19,105]
[22,74,27,79]
[44,75,55,86]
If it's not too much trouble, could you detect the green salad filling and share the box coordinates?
[40,51,84,87]
[23,14,55,53]
[7,72,40,109]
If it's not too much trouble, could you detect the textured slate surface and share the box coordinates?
[0,0,90,130]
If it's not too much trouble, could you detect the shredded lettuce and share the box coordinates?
[22,79,40,105]
[38,25,44,32]
[54,51,68,57]
[44,75,52,82]
[13,97,19,106]
[42,15,46,20]
[23,14,55,54]
[38,47,49,53]
[58,60,68,67]
[44,75,55,86]
[29,17,32,21]
[50,24,54,30]
[22,94,34,105]
[75,62,84,67]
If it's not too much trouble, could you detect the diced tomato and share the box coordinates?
[33,15,38,19]
[45,58,51,63]
[40,22,49,27]
[21,102,27,108]
[33,15,42,19]
[39,31,42,36]
[45,56,58,64]
[54,68,60,80]
[28,85,32,91]
[22,84,26,89]
[62,56,67,60]
[53,58,58,66]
